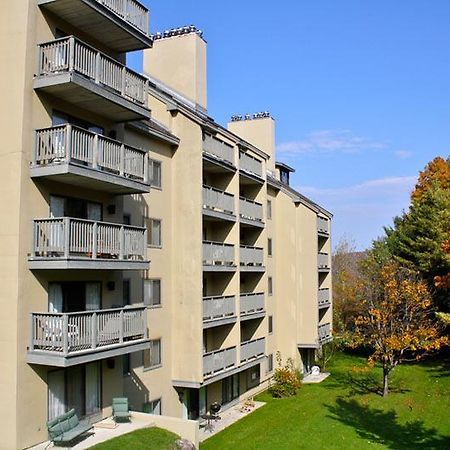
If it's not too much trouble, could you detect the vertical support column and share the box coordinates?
[91,312,97,349]
[62,314,69,356]
[119,309,124,344]
[68,37,75,72]
[65,124,72,161]
[92,221,98,259]
[119,225,124,260]
[121,66,126,96]
[143,151,149,184]
[29,314,34,351]
[63,217,70,259]
[119,145,125,176]
[95,51,101,84]
[93,134,99,169]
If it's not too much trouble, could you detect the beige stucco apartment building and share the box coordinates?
[0,1,332,448]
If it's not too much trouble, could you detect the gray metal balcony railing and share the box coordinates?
[37,36,148,106]
[203,295,236,322]
[34,124,149,183]
[32,218,147,262]
[318,288,331,307]
[240,337,265,363]
[203,346,237,377]
[318,252,330,269]
[239,152,262,177]
[240,292,265,316]
[239,197,263,222]
[96,0,149,34]
[318,323,332,343]
[203,134,235,166]
[240,245,264,267]
[317,216,330,235]
[30,306,147,356]
[203,185,234,215]
[203,241,235,266]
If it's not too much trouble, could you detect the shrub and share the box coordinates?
[269,352,302,398]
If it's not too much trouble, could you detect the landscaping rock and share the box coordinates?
[174,438,196,450]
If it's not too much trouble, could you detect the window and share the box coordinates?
[123,214,131,225]
[144,339,161,370]
[268,316,273,334]
[144,279,161,307]
[145,398,162,415]
[147,218,162,247]
[123,354,130,377]
[247,364,260,389]
[267,354,274,373]
[149,159,162,188]
[123,279,130,306]
[267,200,272,220]
[268,238,273,256]
[268,277,273,296]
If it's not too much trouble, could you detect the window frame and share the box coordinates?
[268,315,273,334]
[268,238,273,257]
[144,278,162,308]
[146,217,162,248]
[149,159,162,189]
[143,338,162,371]
[268,276,273,296]
[267,199,272,220]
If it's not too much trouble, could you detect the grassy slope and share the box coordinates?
[90,427,179,450]
[200,353,450,450]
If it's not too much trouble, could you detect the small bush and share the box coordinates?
[269,352,302,398]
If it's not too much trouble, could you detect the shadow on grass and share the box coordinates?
[326,397,450,449]
[425,359,450,379]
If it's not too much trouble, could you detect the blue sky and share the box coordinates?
[129,1,450,250]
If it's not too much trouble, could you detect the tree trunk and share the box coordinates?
[383,367,389,397]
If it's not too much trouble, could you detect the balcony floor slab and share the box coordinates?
[240,265,265,273]
[203,316,238,329]
[203,208,236,223]
[240,311,266,322]
[239,217,265,229]
[29,258,150,270]
[203,264,237,273]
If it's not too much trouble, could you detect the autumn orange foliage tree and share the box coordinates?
[353,261,448,396]
[411,156,450,203]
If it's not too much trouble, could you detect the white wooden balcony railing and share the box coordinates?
[203,134,235,166]
[96,0,149,34]
[318,323,332,343]
[32,218,147,261]
[318,252,330,269]
[239,197,263,222]
[240,292,265,316]
[203,241,235,266]
[203,346,237,377]
[240,337,265,363]
[318,288,331,307]
[317,216,330,235]
[30,306,147,356]
[203,186,234,215]
[239,152,262,177]
[34,124,149,183]
[37,36,148,106]
[240,245,264,267]
[203,295,236,322]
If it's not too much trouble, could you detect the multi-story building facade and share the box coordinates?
[0,2,331,448]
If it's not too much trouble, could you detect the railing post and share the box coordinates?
[119,225,124,260]
[119,144,125,176]
[119,309,124,344]
[29,314,34,351]
[92,221,98,259]
[68,37,75,72]
[95,51,101,84]
[91,312,97,349]
[121,66,126,96]
[93,134,99,169]
[143,307,148,338]
[143,151,149,183]
[63,217,70,259]
[62,314,69,355]
[65,124,72,161]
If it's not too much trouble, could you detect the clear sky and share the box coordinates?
[128,0,450,250]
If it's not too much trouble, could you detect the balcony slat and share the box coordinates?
[203,241,235,266]
[239,152,262,177]
[239,197,263,222]
[240,245,264,267]
[203,295,236,321]
[203,346,237,377]
[240,292,265,315]
[240,337,265,363]
[203,135,235,166]
[203,185,234,215]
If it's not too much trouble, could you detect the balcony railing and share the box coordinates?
[203,295,236,322]
[318,288,331,307]
[96,0,149,34]
[240,245,264,267]
[318,323,332,343]
[239,197,263,223]
[30,306,147,356]
[203,135,235,166]
[317,216,330,235]
[240,337,265,363]
[37,36,148,106]
[32,218,147,262]
[318,252,330,269]
[34,124,149,183]
[203,241,235,266]
[240,292,265,316]
[239,152,262,177]
[203,346,237,377]
[203,186,234,215]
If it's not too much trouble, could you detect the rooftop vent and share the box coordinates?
[230,111,271,122]
[151,25,203,40]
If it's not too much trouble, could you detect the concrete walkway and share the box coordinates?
[199,401,265,442]
[302,372,330,384]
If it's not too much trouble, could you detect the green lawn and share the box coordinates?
[200,353,450,450]
[90,427,179,450]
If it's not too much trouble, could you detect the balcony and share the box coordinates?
[29,217,149,270]
[318,323,332,344]
[202,186,235,222]
[317,216,330,236]
[203,295,237,328]
[239,197,264,228]
[34,36,150,122]
[203,134,235,169]
[203,346,237,378]
[240,292,265,320]
[239,152,263,183]
[27,306,149,367]
[318,288,331,308]
[318,252,330,271]
[240,337,265,364]
[31,125,150,194]
[37,0,152,52]
[240,245,264,272]
[203,241,235,272]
